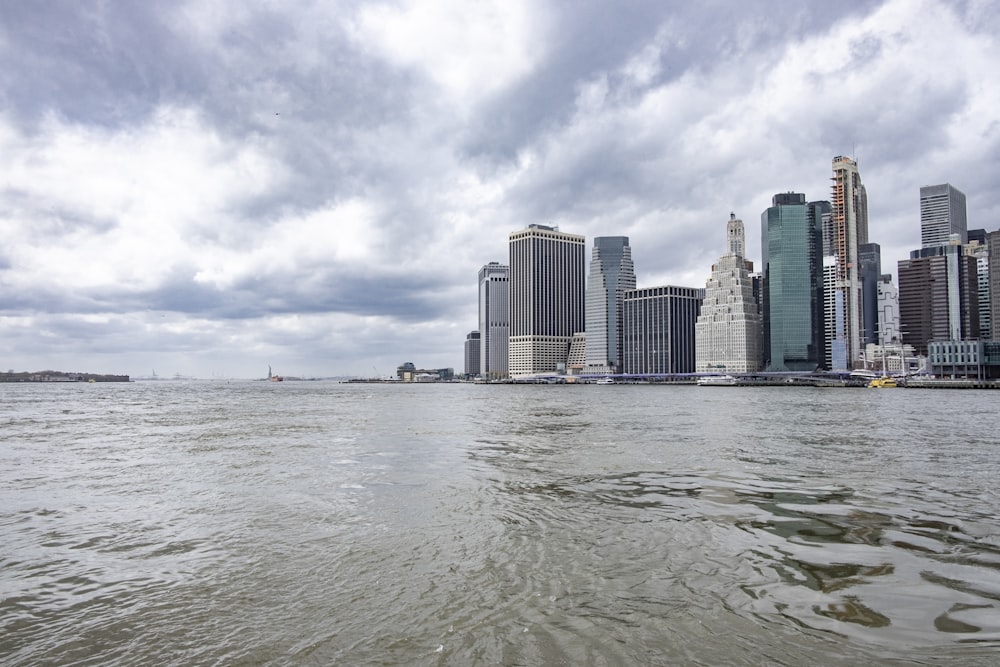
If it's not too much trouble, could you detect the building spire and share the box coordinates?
[726,213,745,258]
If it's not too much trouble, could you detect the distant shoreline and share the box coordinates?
[1,371,130,383]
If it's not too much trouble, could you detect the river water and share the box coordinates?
[1,381,998,665]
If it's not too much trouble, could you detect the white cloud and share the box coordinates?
[351,0,548,108]
[192,198,383,289]
[1,107,288,292]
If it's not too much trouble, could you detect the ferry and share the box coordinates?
[697,374,738,386]
[596,376,616,385]
[867,375,898,388]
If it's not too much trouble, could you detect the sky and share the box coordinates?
[2,0,999,379]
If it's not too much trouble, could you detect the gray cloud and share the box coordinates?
[2,0,999,377]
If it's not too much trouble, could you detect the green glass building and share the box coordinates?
[761,193,826,371]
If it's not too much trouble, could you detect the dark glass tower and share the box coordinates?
[859,243,882,345]
[761,193,825,371]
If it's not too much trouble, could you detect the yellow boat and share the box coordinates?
[867,376,898,388]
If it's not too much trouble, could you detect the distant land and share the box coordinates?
[1,370,130,383]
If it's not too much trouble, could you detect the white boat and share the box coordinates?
[697,374,738,386]
[596,376,615,385]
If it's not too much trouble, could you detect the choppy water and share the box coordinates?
[2,381,999,666]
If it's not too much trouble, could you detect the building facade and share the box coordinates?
[858,242,882,346]
[990,230,1000,341]
[566,332,587,374]
[695,214,763,373]
[761,193,825,371]
[508,225,586,377]
[927,340,1000,380]
[622,286,704,375]
[876,274,900,344]
[898,244,979,356]
[478,262,510,379]
[966,237,991,339]
[830,156,868,368]
[464,331,481,378]
[584,236,636,373]
[920,183,968,248]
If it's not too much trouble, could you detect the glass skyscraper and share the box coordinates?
[858,242,882,346]
[584,236,636,373]
[761,193,825,371]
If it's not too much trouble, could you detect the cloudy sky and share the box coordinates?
[2,0,998,379]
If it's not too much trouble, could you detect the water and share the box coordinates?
[2,381,999,666]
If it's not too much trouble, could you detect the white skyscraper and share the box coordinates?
[478,262,509,379]
[584,236,636,374]
[508,224,586,377]
[695,214,762,373]
[823,255,846,370]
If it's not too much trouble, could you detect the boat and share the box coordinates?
[596,376,616,385]
[867,375,898,388]
[697,374,738,386]
[267,365,284,382]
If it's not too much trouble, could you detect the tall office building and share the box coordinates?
[508,224,586,377]
[966,236,991,338]
[464,331,481,378]
[830,156,868,368]
[478,262,509,379]
[622,286,704,375]
[858,243,882,345]
[823,255,847,369]
[584,236,636,373]
[761,193,825,371]
[695,214,762,373]
[990,230,1000,341]
[898,244,979,356]
[920,184,967,248]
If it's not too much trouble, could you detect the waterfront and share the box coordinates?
[2,381,998,665]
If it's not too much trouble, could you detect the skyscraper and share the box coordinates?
[761,193,825,371]
[858,242,882,345]
[508,224,586,377]
[898,244,979,356]
[823,255,846,369]
[584,236,636,373]
[464,331,481,378]
[622,286,704,374]
[478,262,509,380]
[966,234,991,338]
[695,213,762,373]
[989,230,1000,341]
[830,156,868,368]
[920,183,967,248]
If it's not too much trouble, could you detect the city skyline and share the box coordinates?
[2,1,1000,378]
